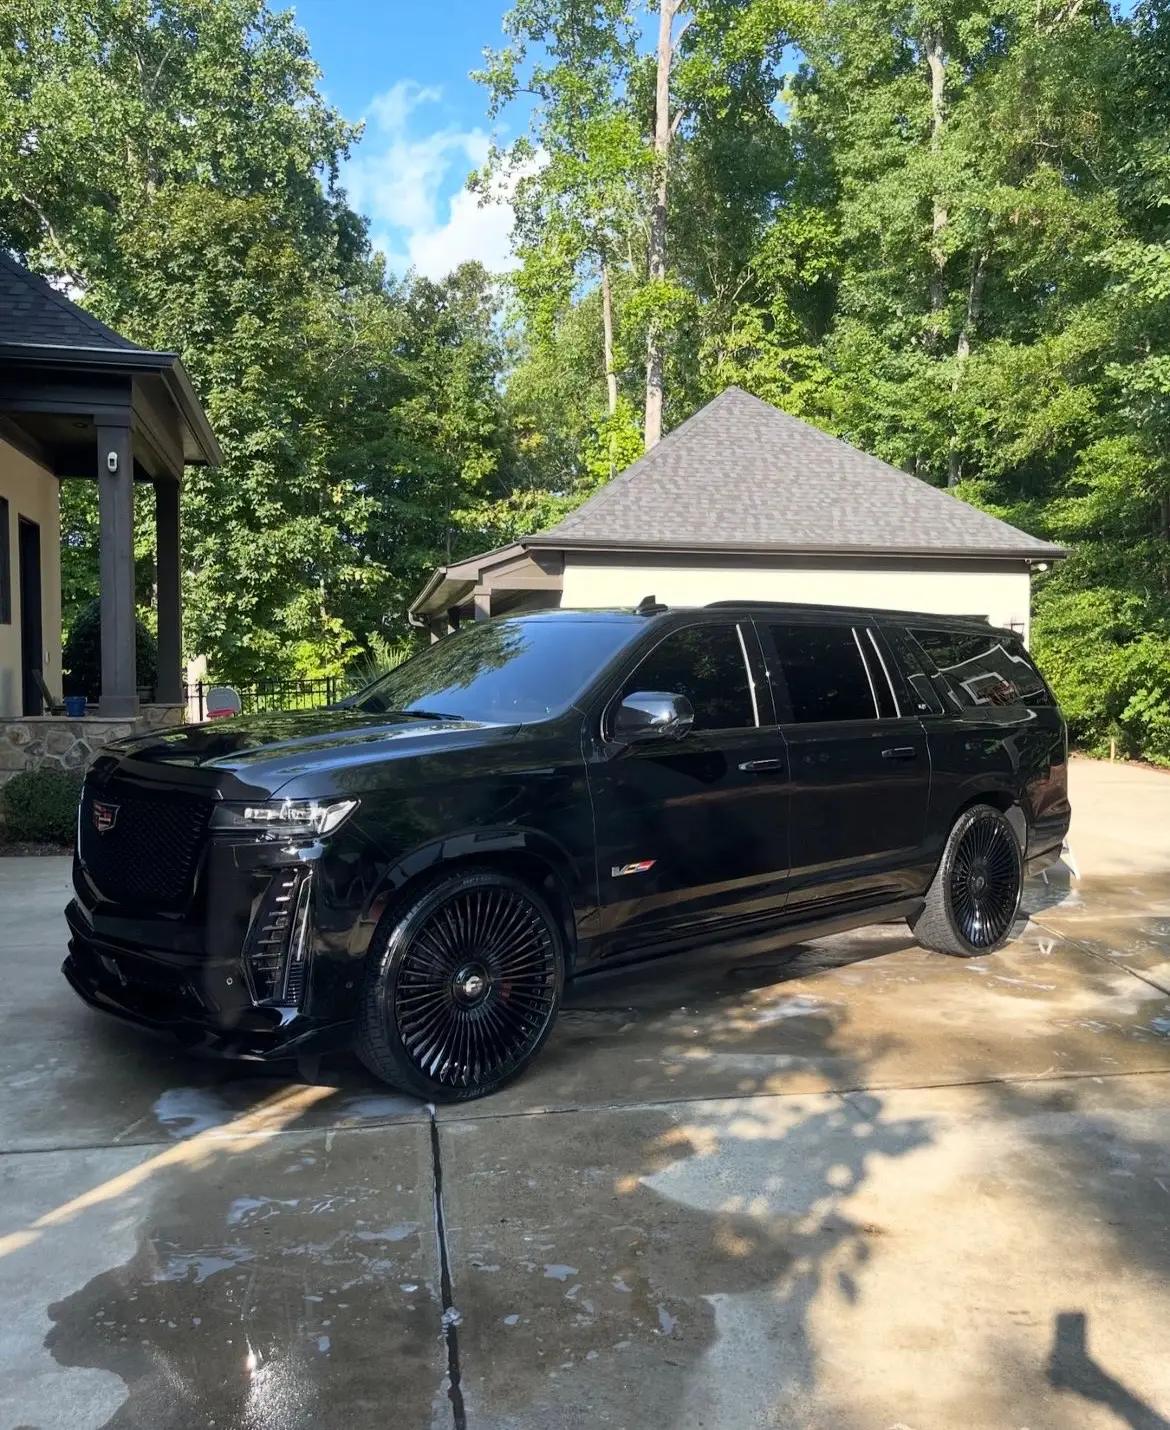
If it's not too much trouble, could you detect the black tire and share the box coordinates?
[355,866,564,1101]
[910,803,1023,957]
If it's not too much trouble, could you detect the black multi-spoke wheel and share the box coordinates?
[948,812,1020,948]
[911,804,1023,957]
[356,868,563,1100]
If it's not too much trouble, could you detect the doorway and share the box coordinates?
[18,516,43,716]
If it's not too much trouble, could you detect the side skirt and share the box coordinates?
[569,896,925,982]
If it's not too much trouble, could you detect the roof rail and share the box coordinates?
[704,599,996,624]
[634,594,668,616]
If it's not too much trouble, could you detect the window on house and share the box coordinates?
[0,497,11,625]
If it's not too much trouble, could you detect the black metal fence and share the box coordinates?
[185,676,346,721]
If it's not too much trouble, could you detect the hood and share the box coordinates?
[103,707,515,789]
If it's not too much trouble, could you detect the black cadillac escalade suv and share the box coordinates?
[64,602,1070,1100]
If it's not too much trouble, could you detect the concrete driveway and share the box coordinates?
[2,756,1169,1430]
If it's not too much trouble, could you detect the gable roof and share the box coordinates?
[0,251,144,351]
[0,252,221,467]
[527,387,1062,561]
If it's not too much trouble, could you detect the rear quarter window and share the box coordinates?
[909,628,1052,710]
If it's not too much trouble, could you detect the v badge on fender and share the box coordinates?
[611,860,656,877]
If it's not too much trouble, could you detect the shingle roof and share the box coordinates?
[528,387,1062,560]
[0,251,142,351]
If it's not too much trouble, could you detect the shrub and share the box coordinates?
[1032,576,1170,766]
[63,599,158,701]
[0,768,83,845]
[345,631,414,693]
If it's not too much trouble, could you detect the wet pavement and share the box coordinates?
[2,756,1169,1428]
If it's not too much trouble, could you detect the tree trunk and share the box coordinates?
[955,251,987,365]
[925,31,947,320]
[948,252,987,486]
[644,0,677,451]
[601,259,618,418]
[601,258,620,478]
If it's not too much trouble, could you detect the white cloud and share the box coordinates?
[345,80,517,281]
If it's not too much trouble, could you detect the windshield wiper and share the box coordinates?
[385,707,465,722]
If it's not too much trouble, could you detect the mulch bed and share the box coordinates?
[0,840,73,857]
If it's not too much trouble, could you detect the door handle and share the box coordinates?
[881,746,918,760]
[738,757,786,773]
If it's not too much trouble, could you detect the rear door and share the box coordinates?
[903,624,1070,865]
[588,618,791,956]
[758,619,932,911]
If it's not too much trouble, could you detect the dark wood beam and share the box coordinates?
[155,480,183,705]
[97,422,138,717]
[0,373,133,426]
[0,415,50,468]
[133,373,186,481]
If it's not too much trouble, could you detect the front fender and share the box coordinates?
[347,823,597,963]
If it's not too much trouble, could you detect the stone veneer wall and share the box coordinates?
[0,705,187,788]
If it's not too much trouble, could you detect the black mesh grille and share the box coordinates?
[79,784,210,909]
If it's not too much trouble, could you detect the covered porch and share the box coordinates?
[0,259,219,721]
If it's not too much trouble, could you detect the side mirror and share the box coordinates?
[613,691,694,743]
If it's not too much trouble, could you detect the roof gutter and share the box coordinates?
[408,566,450,625]
[520,536,1066,562]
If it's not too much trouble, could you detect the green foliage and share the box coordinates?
[485,0,1170,762]
[62,599,158,701]
[345,631,415,696]
[0,769,83,847]
[0,0,510,685]
[7,0,1170,763]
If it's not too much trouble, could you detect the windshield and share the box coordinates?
[354,617,636,723]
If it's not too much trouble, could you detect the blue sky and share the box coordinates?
[291,0,523,278]
[290,0,1143,279]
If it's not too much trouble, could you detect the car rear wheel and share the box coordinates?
[356,867,564,1100]
[910,803,1023,957]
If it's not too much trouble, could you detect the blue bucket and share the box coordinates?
[64,695,87,718]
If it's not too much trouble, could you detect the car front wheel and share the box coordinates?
[356,866,564,1100]
[910,803,1023,957]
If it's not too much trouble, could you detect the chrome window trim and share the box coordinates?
[866,628,902,718]
[736,623,761,728]
[852,627,881,720]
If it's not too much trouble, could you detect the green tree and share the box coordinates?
[0,0,512,682]
[475,0,648,479]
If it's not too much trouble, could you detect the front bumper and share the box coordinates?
[63,900,352,1061]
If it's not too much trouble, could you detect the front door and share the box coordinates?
[588,618,791,956]
[758,619,932,910]
[18,517,42,717]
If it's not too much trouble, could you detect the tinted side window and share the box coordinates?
[884,627,945,715]
[910,628,1052,709]
[623,624,755,731]
[769,624,878,723]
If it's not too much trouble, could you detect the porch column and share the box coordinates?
[97,422,137,717]
[473,587,491,621]
[154,480,183,704]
